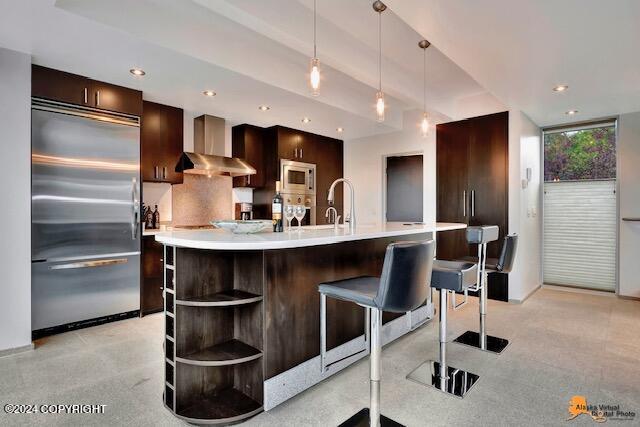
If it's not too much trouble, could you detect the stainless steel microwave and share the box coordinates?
[280,159,316,194]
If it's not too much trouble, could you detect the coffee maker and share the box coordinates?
[236,203,253,220]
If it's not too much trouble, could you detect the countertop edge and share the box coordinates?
[154,223,466,250]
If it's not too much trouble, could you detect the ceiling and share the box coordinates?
[0,0,498,140]
[387,0,640,127]
[1,0,636,136]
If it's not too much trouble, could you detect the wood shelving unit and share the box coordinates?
[176,289,263,307]
[162,247,264,424]
[177,339,262,366]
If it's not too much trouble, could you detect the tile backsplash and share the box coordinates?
[171,174,233,225]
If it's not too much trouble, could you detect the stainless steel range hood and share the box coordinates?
[176,114,256,177]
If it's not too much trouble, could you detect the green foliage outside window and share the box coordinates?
[544,126,616,182]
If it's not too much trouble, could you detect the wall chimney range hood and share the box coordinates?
[176,114,256,177]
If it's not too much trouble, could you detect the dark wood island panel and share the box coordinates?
[263,233,431,378]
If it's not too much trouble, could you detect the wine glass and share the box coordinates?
[294,205,306,231]
[284,205,295,232]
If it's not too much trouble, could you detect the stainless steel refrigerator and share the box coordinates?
[31,99,141,333]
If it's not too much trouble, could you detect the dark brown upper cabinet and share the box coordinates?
[141,100,184,184]
[232,124,266,188]
[31,65,142,116]
[89,80,142,116]
[276,126,317,163]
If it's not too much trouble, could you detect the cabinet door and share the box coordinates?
[141,101,183,184]
[277,127,300,160]
[297,132,318,164]
[315,138,343,224]
[90,80,142,116]
[436,120,470,260]
[468,112,509,258]
[141,236,164,315]
[161,103,184,184]
[32,65,91,107]
[232,125,265,188]
[141,101,163,182]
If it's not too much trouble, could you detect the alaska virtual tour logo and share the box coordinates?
[567,396,636,423]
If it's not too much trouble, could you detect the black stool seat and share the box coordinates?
[457,256,500,272]
[466,225,499,244]
[431,260,478,292]
[318,276,378,307]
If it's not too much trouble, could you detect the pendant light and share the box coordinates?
[309,0,320,96]
[373,1,387,122]
[418,39,431,138]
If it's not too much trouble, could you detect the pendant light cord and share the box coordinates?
[378,11,382,91]
[423,48,426,112]
[313,0,317,58]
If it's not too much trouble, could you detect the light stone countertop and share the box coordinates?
[154,222,466,250]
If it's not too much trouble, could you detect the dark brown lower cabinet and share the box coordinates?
[436,111,509,301]
[142,235,164,315]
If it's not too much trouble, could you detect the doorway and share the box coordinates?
[543,120,617,291]
[385,154,423,222]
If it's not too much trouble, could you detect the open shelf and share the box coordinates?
[177,339,262,366]
[176,289,262,307]
[167,248,264,424]
[177,388,262,425]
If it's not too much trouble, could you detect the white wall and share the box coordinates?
[508,110,543,302]
[618,111,640,298]
[0,48,32,352]
[344,110,437,226]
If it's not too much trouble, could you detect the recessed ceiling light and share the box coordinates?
[129,68,145,76]
[565,110,579,115]
[336,127,344,133]
[302,117,311,123]
[203,90,216,97]
[553,85,569,92]
[258,105,270,111]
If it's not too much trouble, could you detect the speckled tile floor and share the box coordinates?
[1,287,639,426]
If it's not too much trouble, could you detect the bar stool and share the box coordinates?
[318,240,435,427]
[406,259,480,398]
[454,232,518,354]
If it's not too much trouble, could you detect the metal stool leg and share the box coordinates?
[339,308,404,427]
[370,308,381,426]
[453,243,510,354]
[320,293,327,373]
[406,290,479,398]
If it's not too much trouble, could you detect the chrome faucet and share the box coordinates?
[325,207,341,231]
[328,178,355,233]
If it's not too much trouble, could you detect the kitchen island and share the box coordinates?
[155,222,465,424]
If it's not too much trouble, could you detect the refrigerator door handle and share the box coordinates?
[49,258,128,270]
[131,177,139,239]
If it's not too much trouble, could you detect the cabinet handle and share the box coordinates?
[463,190,467,217]
[162,167,167,180]
[247,174,251,185]
[471,190,475,217]
[95,90,100,106]
[294,148,298,158]
[154,166,159,180]
[300,148,303,158]
[83,88,88,104]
